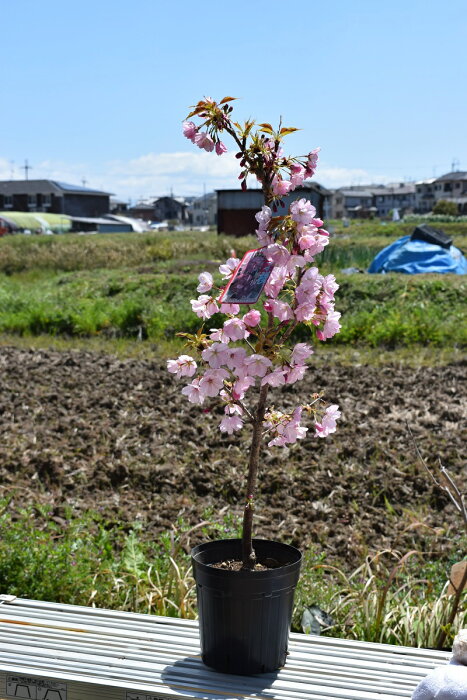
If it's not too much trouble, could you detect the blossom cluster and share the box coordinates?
[168,214,341,445]
[168,97,341,448]
[182,96,325,201]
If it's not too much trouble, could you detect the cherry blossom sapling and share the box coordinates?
[170,97,341,569]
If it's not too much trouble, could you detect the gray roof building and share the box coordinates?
[0,179,112,217]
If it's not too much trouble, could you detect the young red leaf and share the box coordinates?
[220,96,237,104]
[258,123,274,134]
[279,127,300,136]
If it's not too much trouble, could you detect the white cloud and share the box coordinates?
[0,158,15,180]
[0,152,397,202]
[107,151,247,200]
[317,165,394,188]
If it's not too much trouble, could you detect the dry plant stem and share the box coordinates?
[406,422,467,649]
[242,383,269,569]
[437,564,467,650]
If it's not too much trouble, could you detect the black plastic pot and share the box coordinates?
[191,538,302,675]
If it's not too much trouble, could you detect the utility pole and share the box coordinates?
[451,158,460,172]
[22,159,32,180]
[203,182,207,226]
[81,178,87,187]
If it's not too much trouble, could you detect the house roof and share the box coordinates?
[435,171,467,182]
[0,179,112,196]
[216,180,330,195]
[373,184,416,195]
[338,189,375,198]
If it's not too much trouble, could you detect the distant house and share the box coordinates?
[129,196,188,223]
[432,171,467,214]
[188,192,217,227]
[331,188,377,219]
[373,183,416,217]
[217,182,330,237]
[332,183,416,218]
[0,180,112,217]
[414,179,436,214]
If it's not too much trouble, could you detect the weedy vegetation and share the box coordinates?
[0,224,465,350]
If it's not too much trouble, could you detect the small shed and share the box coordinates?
[217,182,330,237]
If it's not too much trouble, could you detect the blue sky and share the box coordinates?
[1,0,466,201]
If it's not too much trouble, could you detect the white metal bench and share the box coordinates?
[0,596,450,700]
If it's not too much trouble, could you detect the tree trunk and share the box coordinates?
[242,383,269,568]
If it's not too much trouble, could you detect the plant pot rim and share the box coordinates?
[191,538,302,578]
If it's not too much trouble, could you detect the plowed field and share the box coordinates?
[1,346,465,563]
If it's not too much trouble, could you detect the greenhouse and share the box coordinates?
[0,211,72,233]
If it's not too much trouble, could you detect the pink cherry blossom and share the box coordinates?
[199,369,228,397]
[215,141,227,155]
[264,244,291,266]
[290,198,317,225]
[243,309,261,327]
[295,302,316,322]
[220,303,240,315]
[271,176,293,196]
[219,414,243,434]
[305,147,320,177]
[283,422,308,443]
[267,413,308,446]
[225,402,243,416]
[284,364,307,384]
[268,434,288,447]
[261,368,286,387]
[295,279,319,305]
[315,404,341,437]
[290,164,306,189]
[291,343,313,365]
[302,234,329,258]
[298,234,317,251]
[302,266,321,282]
[182,121,197,140]
[243,354,272,378]
[255,206,272,229]
[286,255,306,274]
[209,327,230,343]
[264,265,287,298]
[181,378,205,404]
[223,317,247,341]
[191,295,219,319]
[232,375,255,400]
[322,274,339,298]
[316,310,341,340]
[202,342,230,369]
[167,355,197,379]
[219,257,240,279]
[194,132,215,152]
[256,228,274,247]
[197,271,213,293]
[268,299,293,322]
[225,347,247,370]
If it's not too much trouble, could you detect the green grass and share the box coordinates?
[0,224,465,350]
[0,267,464,349]
[0,499,464,649]
[1,222,466,275]
[0,230,255,275]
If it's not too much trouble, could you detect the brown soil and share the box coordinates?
[0,346,465,565]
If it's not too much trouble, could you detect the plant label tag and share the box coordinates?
[447,560,467,596]
[219,248,274,305]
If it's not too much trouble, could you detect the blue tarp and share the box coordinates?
[368,235,467,274]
